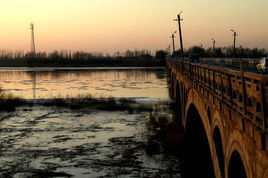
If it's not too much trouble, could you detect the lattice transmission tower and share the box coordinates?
[30,22,36,54]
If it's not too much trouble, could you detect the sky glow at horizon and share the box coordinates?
[0,0,267,54]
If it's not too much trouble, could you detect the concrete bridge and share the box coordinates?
[167,58,268,178]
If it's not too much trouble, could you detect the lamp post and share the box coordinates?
[167,44,171,55]
[231,29,238,57]
[211,38,216,54]
[171,31,177,54]
[174,11,184,59]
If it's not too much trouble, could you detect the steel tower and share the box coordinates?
[30,23,36,54]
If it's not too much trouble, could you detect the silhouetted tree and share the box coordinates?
[125,50,134,58]
[155,50,167,65]
[155,50,167,59]
[214,48,224,57]
[187,46,206,57]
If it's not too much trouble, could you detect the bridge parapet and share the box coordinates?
[200,58,259,71]
[167,58,268,136]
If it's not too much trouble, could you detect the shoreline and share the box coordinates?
[0,66,166,71]
[0,57,165,68]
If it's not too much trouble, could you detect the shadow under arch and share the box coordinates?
[228,150,247,178]
[213,126,225,178]
[183,104,216,178]
[175,80,184,132]
[169,72,175,98]
[225,129,252,178]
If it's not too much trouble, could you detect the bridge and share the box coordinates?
[167,58,268,178]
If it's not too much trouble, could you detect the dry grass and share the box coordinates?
[34,94,154,112]
[145,136,160,155]
[0,88,24,111]
[145,114,185,155]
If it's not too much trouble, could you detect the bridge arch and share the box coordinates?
[184,89,222,177]
[184,103,215,177]
[228,150,247,178]
[184,89,211,133]
[225,130,252,178]
[212,110,230,178]
[213,126,225,178]
[211,110,226,147]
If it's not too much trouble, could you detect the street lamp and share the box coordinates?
[174,11,184,59]
[171,31,177,54]
[211,38,216,54]
[231,29,238,57]
[167,44,172,55]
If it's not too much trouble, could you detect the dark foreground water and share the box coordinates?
[0,104,184,177]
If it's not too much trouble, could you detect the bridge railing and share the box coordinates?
[167,58,268,133]
[199,58,260,72]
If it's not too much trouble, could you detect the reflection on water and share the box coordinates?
[0,67,168,100]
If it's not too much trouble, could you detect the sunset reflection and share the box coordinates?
[0,68,168,99]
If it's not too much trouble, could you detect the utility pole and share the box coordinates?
[211,38,216,54]
[171,31,177,54]
[231,29,238,57]
[174,11,184,60]
[30,22,36,55]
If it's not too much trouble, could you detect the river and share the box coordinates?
[0,67,185,177]
[0,67,168,100]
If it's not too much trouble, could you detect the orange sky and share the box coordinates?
[0,0,267,54]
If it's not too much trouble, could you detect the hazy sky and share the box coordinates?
[0,0,267,54]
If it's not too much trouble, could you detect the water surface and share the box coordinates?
[0,67,168,100]
[0,67,184,177]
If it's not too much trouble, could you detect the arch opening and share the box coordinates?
[233,91,237,99]
[256,101,261,113]
[213,126,225,178]
[228,150,247,178]
[183,104,216,178]
[223,87,227,94]
[215,83,218,90]
[239,94,243,103]
[247,97,253,107]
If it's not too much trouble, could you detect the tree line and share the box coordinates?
[0,49,153,60]
[0,46,266,61]
[0,49,164,67]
